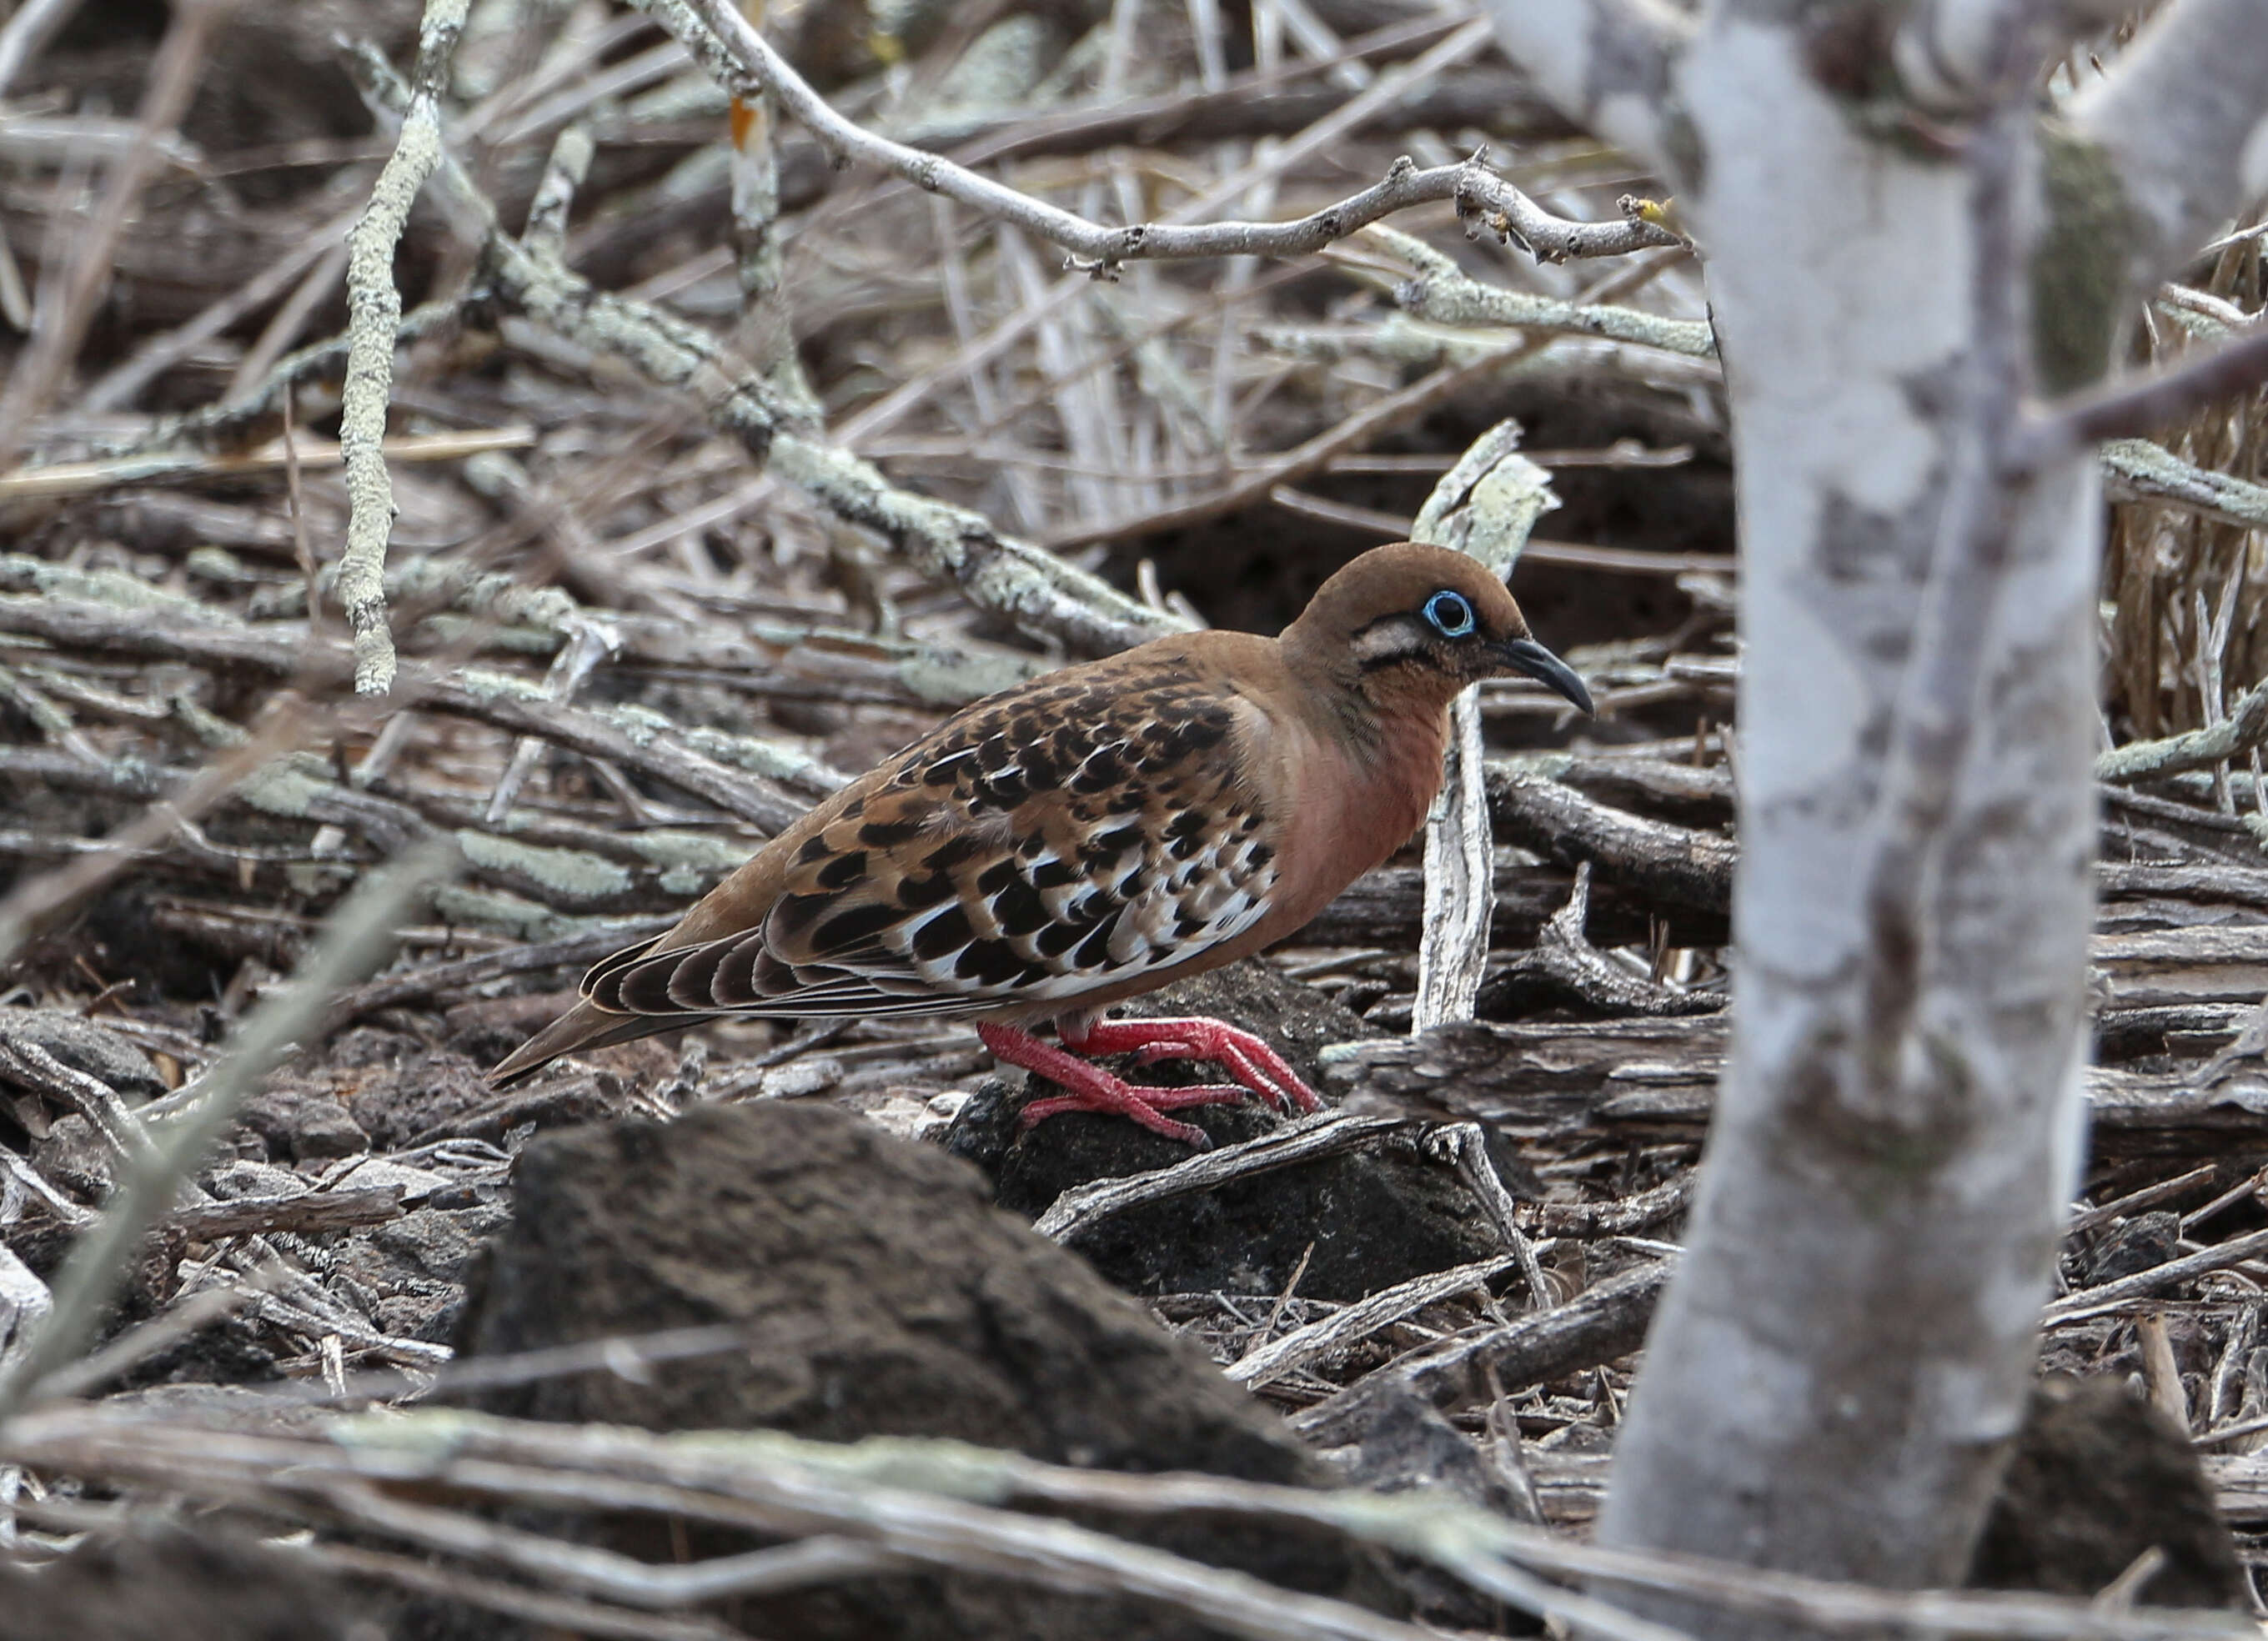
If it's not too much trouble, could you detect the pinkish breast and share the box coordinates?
[1260,704,1450,937]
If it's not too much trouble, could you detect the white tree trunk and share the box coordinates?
[1598,23,2097,1588]
[1479,0,2268,1617]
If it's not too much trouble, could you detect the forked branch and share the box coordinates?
[639,0,1680,275]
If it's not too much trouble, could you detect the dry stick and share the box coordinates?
[0,842,455,1418]
[167,1186,406,1242]
[1539,1172,1696,1237]
[2042,1224,2268,1325]
[2066,1163,2221,1234]
[1435,1120,1555,1306]
[338,0,472,695]
[650,0,1676,274]
[289,1542,746,1641]
[0,0,235,465]
[1225,1252,1523,1388]
[826,17,1511,450]
[2096,672,2268,782]
[1293,1258,1675,1447]
[0,426,535,502]
[1032,1112,1401,1242]
[2016,319,2268,472]
[1410,419,1559,1031]
[0,0,85,95]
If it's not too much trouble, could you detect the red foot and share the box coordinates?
[977,1022,1243,1147]
[1062,1015,1323,1116]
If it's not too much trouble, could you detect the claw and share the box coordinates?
[976,1015,1323,1147]
[980,1022,1237,1147]
[1061,1015,1324,1115]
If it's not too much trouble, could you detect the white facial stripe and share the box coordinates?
[1350,615,1428,666]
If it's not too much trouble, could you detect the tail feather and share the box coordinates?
[486,998,710,1086]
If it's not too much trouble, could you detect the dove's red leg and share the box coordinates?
[978,1022,1245,1148]
[1061,1016,1323,1115]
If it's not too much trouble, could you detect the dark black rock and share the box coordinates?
[1338,1393,1545,1633]
[1969,1374,2245,1608]
[946,960,1504,1301]
[233,1083,367,1162]
[2085,1212,2182,1285]
[331,1203,509,1343]
[344,1047,632,1149]
[0,1008,166,1102]
[448,1100,1403,1641]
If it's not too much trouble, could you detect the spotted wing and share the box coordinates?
[587,660,1282,1020]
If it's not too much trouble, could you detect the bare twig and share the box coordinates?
[0,0,86,96]
[2043,1223,2268,1325]
[644,3,1676,277]
[1227,1252,1522,1388]
[1034,1113,1402,1242]
[2016,319,2268,471]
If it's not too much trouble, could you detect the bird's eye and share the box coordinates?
[1422,590,1476,638]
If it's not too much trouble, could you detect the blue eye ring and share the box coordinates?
[1423,590,1476,638]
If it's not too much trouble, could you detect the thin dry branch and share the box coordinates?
[2016,319,2268,471]
[337,43,1174,656]
[8,1403,2245,1641]
[1034,1113,1402,1242]
[644,2,1678,276]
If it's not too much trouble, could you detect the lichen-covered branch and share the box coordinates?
[2095,673,2268,783]
[642,0,1675,274]
[2101,436,2268,529]
[519,122,592,258]
[1365,226,1716,359]
[338,41,1172,656]
[338,0,471,695]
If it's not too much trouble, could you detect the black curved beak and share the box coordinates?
[1496,637,1593,715]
